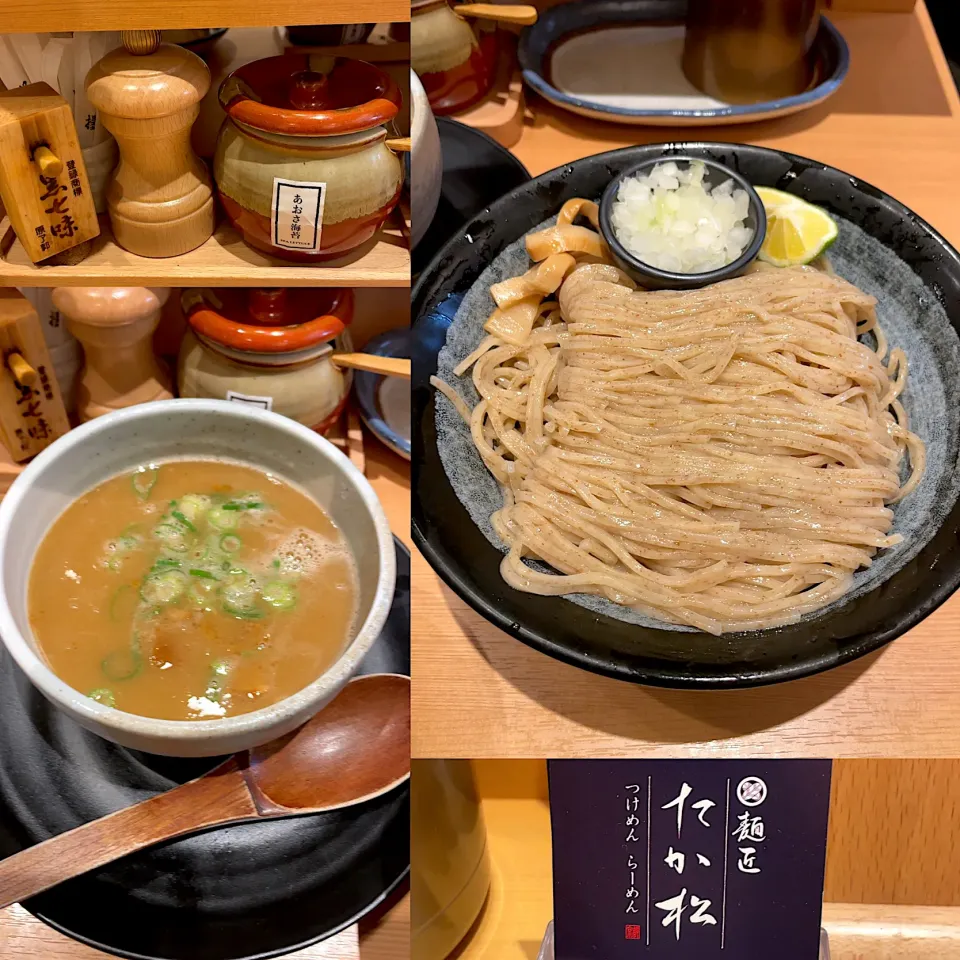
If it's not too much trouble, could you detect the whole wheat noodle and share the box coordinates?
[432,200,926,634]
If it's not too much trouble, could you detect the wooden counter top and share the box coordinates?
[411,1,960,759]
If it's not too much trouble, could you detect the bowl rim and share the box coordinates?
[410,68,431,143]
[0,398,396,742]
[598,155,767,288]
[411,140,960,688]
[518,2,851,123]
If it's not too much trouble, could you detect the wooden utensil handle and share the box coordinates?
[331,353,411,379]
[385,137,411,153]
[0,761,255,910]
[455,3,538,25]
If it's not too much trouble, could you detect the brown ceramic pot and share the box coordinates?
[411,0,500,115]
[214,56,404,261]
[178,287,354,432]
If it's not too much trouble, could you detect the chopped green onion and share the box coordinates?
[152,557,183,570]
[178,494,212,523]
[107,534,139,555]
[87,688,116,707]
[261,580,297,611]
[222,579,263,619]
[132,466,159,501]
[271,558,281,570]
[189,568,216,580]
[102,648,143,681]
[222,501,264,511]
[140,569,188,605]
[207,506,237,532]
[171,510,197,533]
[152,523,189,552]
[219,534,241,553]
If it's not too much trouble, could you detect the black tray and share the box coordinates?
[0,538,411,960]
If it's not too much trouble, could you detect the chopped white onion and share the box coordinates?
[610,161,754,274]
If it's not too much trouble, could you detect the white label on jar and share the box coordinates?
[342,24,369,43]
[225,390,274,411]
[271,178,326,252]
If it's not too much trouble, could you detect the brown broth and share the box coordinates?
[28,460,359,721]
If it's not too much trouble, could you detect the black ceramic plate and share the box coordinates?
[412,142,960,689]
[0,539,410,960]
[412,118,531,280]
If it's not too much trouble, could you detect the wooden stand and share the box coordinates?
[0,289,70,462]
[51,286,173,421]
[85,31,214,259]
[0,83,100,264]
[452,36,526,147]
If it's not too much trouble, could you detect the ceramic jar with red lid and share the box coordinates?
[214,55,405,261]
[411,0,499,114]
[178,287,354,433]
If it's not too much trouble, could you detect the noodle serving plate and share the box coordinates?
[0,540,411,960]
[412,141,960,688]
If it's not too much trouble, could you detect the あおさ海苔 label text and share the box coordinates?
[549,759,832,960]
[271,178,326,253]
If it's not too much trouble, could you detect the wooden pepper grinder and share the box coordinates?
[85,31,214,258]
[51,287,173,421]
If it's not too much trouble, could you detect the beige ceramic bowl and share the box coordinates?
[0,399,396,757]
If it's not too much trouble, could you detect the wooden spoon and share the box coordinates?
[455,3,538,25]
[0,673,409,910]
[331,353,411,379]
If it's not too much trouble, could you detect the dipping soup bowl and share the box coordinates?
[0,399,396,757]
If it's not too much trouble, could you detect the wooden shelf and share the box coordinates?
[2,0,410,33]
[0,214,409,288]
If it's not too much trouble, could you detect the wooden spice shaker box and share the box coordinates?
[0,83,100,263]
[0,290,70,462]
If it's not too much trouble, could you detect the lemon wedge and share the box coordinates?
[755,186,839,267]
